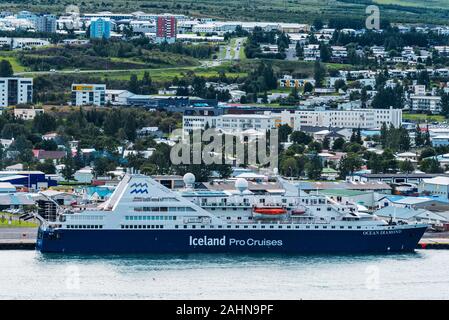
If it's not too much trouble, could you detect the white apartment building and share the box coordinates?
[71,84,106,106]
[0,37,50,49]
[278,75,316,88]
[183,113,283,134]
[409,95,441,114]
[293,107,402,130]
[304,44,320,61]
[331,46,348,59]
[0,77,33,107]
[14,106,44,120]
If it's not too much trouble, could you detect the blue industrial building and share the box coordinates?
[0,171,57,190]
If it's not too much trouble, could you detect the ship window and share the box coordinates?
[295,226,299,229]
[175,225,179,229]
[235,226,239,229]
[201,225,205,229]
[270,226,274,229]
[306,226,310,229]
[192,225,196,229]
[244,226,248,229]
[348,226,352,229]
[331,226,335,229]
[357,226,361,229]
[218,226,223,229]
[261,226,265,229]
[340,226,344,229]
[323,226,327,229]
[227,226,231,229]
[278,226,282,229]
[287,226,291,229]
[237,217,241,220]
[253,226,257,229]
[315,226,319,229]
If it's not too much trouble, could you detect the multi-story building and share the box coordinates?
[14,106,43,120]
[155,15,177,44]
[71,84,106,106]
[0,77,33,107]
[331,46,348,62]
[183,112,283,134]
[293,107,402,130]
[35,14,56,33]
[409,95,441,114]
[278,75,315,88]
[303,44,320,61]
[89,18,111,39]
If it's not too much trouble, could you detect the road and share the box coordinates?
[221,37,246,61]
[233,37,246,60]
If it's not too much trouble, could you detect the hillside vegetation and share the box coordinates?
[0,0,449,24]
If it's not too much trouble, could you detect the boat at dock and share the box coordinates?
[35,173,428,254]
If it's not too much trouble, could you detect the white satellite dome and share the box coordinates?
[183,173,195,187]
[235,178,248,194]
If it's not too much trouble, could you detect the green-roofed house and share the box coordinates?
[320,167,339,181]
[319,189,377,209]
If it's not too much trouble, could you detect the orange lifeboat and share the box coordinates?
[253,206,287,217]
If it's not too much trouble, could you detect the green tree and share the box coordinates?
[290,131,312,145]
[313,61,326,88]
[332,137,345,151]
[415,124,424,147]
[306,154,323,180]
[303,82,314,93]
[399,159,414,173]
[339,153,363,178]
[420,158,443,173]
[280,157,299,177]
[278,124,293,143]
[0,60,13,77]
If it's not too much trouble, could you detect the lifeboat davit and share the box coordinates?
[252,206,287,218]
[291,209,306,215]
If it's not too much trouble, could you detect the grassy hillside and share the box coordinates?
[0,0,448,24]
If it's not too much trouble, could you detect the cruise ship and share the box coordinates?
[35,173,428,254]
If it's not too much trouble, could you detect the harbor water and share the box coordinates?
[1,250,448,299]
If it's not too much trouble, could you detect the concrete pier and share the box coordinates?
[0,227,37,250]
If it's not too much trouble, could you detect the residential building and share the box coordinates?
[155,15,177,44]
[71,84,106,106]
[278,75,315,88]
[14,106,44,120]
[293,107,402,130]
[303,44,320,61]
[89,18,111,39]
[0,77,33,107]
[410,95,441,114]
[35,14,56,33]
[105,89,134,106]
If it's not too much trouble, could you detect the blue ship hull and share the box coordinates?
[36,226,427,254]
